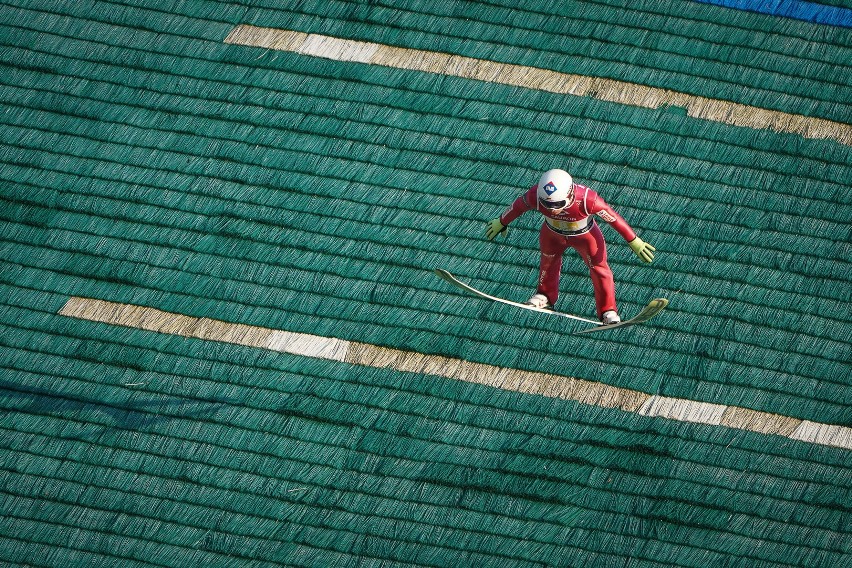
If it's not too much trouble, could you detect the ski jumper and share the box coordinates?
[499,183,637,318]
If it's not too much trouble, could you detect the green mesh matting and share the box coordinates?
[1,0,850,566]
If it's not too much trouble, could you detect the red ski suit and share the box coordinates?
[499,183,636,318]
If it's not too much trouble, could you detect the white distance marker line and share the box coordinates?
[224,25,852,146]
[639,396,728,425]
[59,297,852,451]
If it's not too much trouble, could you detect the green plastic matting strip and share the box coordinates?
[58,296,852,451]
[223,26,852,146]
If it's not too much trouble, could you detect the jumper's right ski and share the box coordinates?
[433,268,599,324]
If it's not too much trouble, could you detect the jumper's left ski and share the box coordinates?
[434,268,668,334]
[573,297,668,334]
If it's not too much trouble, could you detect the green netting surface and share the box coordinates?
[1,291,851,567]
[215,0,852,121]
[1,0,851,566]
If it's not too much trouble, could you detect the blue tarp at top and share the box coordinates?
[695,0,852,27]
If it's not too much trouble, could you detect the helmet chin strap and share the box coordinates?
[542,188,575,212]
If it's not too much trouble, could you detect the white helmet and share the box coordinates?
[536,169,574,210]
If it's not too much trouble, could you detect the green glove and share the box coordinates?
[485,218,507,240]
[628,237,655,263]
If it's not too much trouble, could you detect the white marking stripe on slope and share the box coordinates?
[59,297,852,451]
[639,396,728,425]
[223,25,852,146]
[265,329,350,361]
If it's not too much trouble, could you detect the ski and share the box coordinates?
[433,268,599,324]
[573,297,668,334]
[434,268,667,333]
